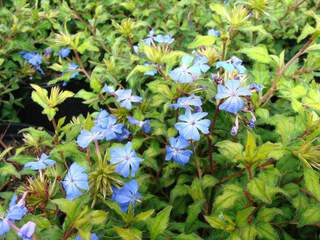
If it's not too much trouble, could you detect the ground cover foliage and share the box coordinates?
[1,0,320,239]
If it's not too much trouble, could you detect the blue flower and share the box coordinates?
[112,180,141,212]
[208,29,220,37]
[175,110,210,141]
[0,219,9,236]
[102,84,116,95]
[20,51,44,74]
[115,127,131,141]
[24,153,56,171]
[216,57,246,74]
[62,163,89,200]
[76,233,99,240]
[110,142,143,177]
[193,55,210,74]
[170,95,202,110]
[58,48,71,58]
[18,221,36,240]
[169,55,205,83]
[65,62,79,79]
[143,29,156,46]
[115,89,142,110]
[92,115,124,141]
[0,193,28,237]
[166,136,193,165]
[44,48,52,57]
[215,80,251,113]
[144,63,158,76]
[76,129,103,148]
[127,117,151,133]
[154,34,174,44]
[6,193,28,221]
[249,83,263,92]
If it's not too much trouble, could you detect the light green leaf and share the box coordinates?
[214,184,244,210]
[188,35,216,49]
[240,45,271,63]
[114,227,142,240]
[304,168,320,202]
[147,206,172,240]
[297,24,315,43]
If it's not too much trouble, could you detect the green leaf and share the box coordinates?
[185,200,205,231]
[239,225,257,240]
[214,184,244,210]
[304,168,320,202]
[297,23,315,43]
[299,206,320,226]
[135,209,154,222]
[188,35,216,49]
[114,227,142,240]
[216,141,243,161]
[256,223,279,240]
[147,206,172,240]
[240,45,271,63]
[0,163,20,178]
[236,207,255,227]
[205,214,235,232]
[244,131,257,162]
[256,208,283,222]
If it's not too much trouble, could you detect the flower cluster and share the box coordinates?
[0,193,36,240]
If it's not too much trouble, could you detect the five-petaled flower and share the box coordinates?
[166,136,193,165]
[175,109,210,141]
[24,153,56,171]
[62,163,89,200]
[215,79,251,113]
[115,89,142,110]
[18,221,36,240]
[112,180,141,212]
[110,142,143,177]
[170,95,202,111]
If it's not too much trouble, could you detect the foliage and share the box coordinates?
[0,0,320,239]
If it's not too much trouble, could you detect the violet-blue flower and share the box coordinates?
[249,83,264,92]
[115,89,142,110]
[24,153,56,171]
[102,84,116,95]
[127,117,151,133]
[154,34,174,44]
[62,163,89,200]
[20,51,44,74]
[143,63,158,76]
[76,129,103,148]
[110,142,143,177]
[58,48,71,58]
[65,62,79,79]
[166,136,193,165]
[208,29,220,37]
[170,95,202,110]
[169,55,205,83]
[0,219,9,236]
[175,109,210,141]
[143,29,156,46]
[6,193,28,221]
[18,221,36,240]
[92,115,124,141]
[215,80,251,113]
[115,127,131,141]
[112,180,141,212]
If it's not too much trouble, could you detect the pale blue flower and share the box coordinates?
[216,56,246,74]
[20,51,44,74]
[215,80,251,113]
[58,48,71,58]
[62,163,89,200]
[102,84,116,95]
[143,29,156,46]
[127,117,151,133]
[169,55,208,83]
[18,221,36,240]
[143,63,157,76]
[110,142,143,177]
[6,194,28,221]
[166,136,193,165]
[175,109,210,141]
[115,127,131,141]
[249,83,263,92]
[112,180,141,212]
[76,129,103,148]
[24,153,56,171]
[0,219,9,236]
[92,115,124,141]
[208,29,220,37]
[155,34,174,44]
[115,89,142,110]
[170,95,202,110]
[65,62,79,78]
